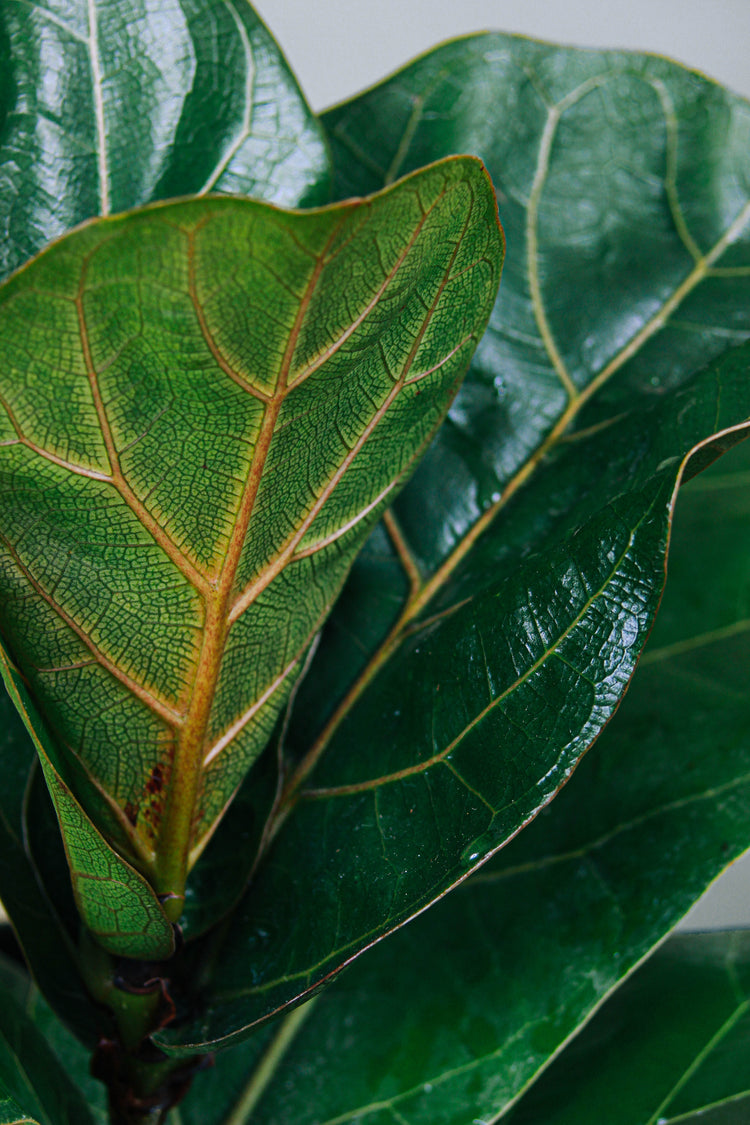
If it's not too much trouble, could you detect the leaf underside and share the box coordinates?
[0,0,330,282]
[0,647,175,961]
[0,158,502,950]
[157,34,750,1050]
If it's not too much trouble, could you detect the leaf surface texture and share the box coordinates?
[0,160,503,937]
[505,931,750,1125]
[175,441,750,1122]
[0,0,330,280]
[160,36,750,1048]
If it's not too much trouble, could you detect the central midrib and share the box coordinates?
[87,0,109,215]
[152,187,453,902]
[152,233,334,912]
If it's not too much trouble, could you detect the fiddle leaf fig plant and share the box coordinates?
[0,3,749,1123]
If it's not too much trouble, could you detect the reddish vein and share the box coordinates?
[153,214,353,907]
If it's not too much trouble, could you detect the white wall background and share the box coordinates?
[253,0,750,932]
[253,0,750,110]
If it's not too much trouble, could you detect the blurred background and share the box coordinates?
[252,0,750,110]
[252,0,750,931]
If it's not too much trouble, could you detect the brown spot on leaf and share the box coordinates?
[146,764,164,796]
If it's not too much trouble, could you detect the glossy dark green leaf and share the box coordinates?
[505,931,750,1125]
[161,350,750,1052]
[324,33,750,574]
[157,38,750,1049]
[0,681,98,1045]
[314,33,750,715]
[0,950,108,1125]
[309,35,750,759]
[0,955,99,1125]
[0,161,502,948]
[162,439,750,1121]
[0,0,330,282]
[177,1020,275,1125]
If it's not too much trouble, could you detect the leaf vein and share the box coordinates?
[300,519,641,800]
[0,534,182,726]
[14,0,87,43]
[86,0,109,214]
[75,265,212,594]
[199,0,256,194]
[0,392,111,481]
[186,226,272,404]
[229,188,459,622]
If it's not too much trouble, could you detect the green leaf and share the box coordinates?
[0,161,503,937]
[0,1092,39,1123]
[178,1022,275,1125]
[0,647,175,961]
[0,950,108,1125]
[0,954,98,1125]
[178,713,282,940]
[23,766,82,959]
[317,31,750,684]
[161,345,750,1052]
[165,438,750,1122]
[0,681,98,1044]
[0,0,330,281]
[504,931,750,1125]
[160,35,750,1051]
[323,34,750,569]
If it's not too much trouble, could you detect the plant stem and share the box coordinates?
[79,929,203,1122]
[223,999,319,1125]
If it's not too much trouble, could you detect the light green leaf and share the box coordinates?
[0,0,330,281]
[0,647,174,960]
[0,161,503,929]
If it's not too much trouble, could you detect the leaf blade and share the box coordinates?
[0,960,98,1125]
[0,0,330,280]
[0,950,108,1124]
[160,37,750,1046]
[0,682,99,1044]
[0,647,175,960]
[323,33,750,575]
[173,439,750,1121]
[0,160,503,923]
[504,932,750,1125]
[160,337,750,1049]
